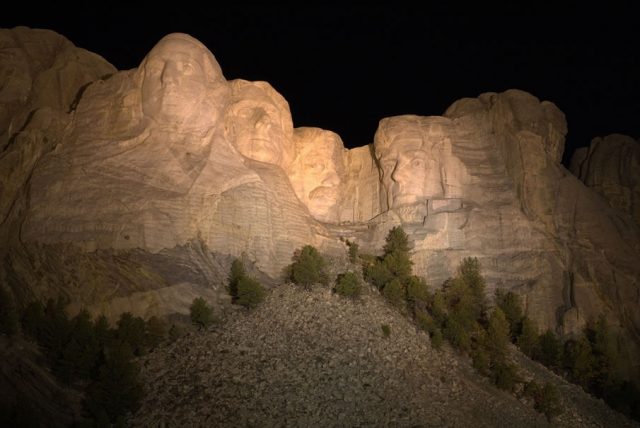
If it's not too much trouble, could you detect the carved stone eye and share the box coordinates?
[411,158,425,168]
[306,162,324,173]
[182,62,195,75]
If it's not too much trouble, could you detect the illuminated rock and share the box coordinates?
[225,79,295,169]
[288,127,346,222]
[0,26,114,234]
[570,134,640,225]
[1,29,639,371]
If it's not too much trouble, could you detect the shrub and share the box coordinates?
[383,278,405,309]
[364,261,393,290]
[490,360,520,392]
[290,245,327,288]
[85,342,142,424]
[145,316,167,349]
[406,275,430,313]
[471,347,491,375]
[60,309,100,381]
[487,307,510,358]
[190,297,215,330]
[517,316,539,358]
[228,259,265,309]
[495,289,524,340]
[236,276,265,309]
[415,308,436,333]
[563,336,595,387]
[534,382,563,421]
[115,312,147,356]
[228,258,245,301]
[383,226,410,255]
[381,324,391,338]
[382,249,413,279]
[334,272,362,298]
[457,257,487,320]
[430,328,444,349]
[443,314,471,352]
[538,329,562,369]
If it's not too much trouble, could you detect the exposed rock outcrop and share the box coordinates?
[0,27,638,380]
[570,134,640,226]
[131,284,639,427]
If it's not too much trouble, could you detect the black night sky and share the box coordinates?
[3,7,639,166]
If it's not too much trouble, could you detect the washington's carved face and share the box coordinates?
[226,81,294,168]
[289,128,344,221]
[375,117,443,208]
[140,34,224,127]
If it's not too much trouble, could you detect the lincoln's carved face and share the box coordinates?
[289,128,344,221]
[226,80,294,168]
[375,117,443,209]
[140,33,225,128]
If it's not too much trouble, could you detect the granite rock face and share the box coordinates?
[1,29,639,374]
[0,26,115,233]
[570,134,640,226]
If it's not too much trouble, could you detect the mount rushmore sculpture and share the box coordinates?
[1,29,639,375]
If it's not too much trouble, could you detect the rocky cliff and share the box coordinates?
[570,134,640,227]
[1,27,638,378]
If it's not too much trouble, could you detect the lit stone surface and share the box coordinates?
[225,79,295,169]
[570,133,640,225]
[289,127,346,222]
[1,29,639,373]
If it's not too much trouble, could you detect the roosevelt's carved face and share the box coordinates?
[226,80,294,168]
[140,33,226,128]
[375,116,444,209]
[289,128,344,221]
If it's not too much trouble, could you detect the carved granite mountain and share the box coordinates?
[0,26,115,233]
[1,28,638,379]
[570,134,640,226]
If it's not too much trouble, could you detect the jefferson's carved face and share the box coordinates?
[140,34,224,127]
[289,128,344,221]
[226,81,294,168]
[375,117,443,208]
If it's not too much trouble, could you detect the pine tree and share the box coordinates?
[190,297,215,330]
[145,316,167,349]
[495,289,524,340]
[538,329,562,369]
[334,272,362,298]
[236,276,266,308]
[458,257,487,319]
[85,342,142,423]
[228,258,245,301]
[383,226,410,255]
[487,307,510,358]
[115,312,147,356]
[290,245,327,288]
[517,316,539,358]
[383,278,406,309]
[563,336,595,387]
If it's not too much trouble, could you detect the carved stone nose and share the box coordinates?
[161,62,180,86]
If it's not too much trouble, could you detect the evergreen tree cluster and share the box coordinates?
[360,227,561,419]
[495,290,640,422]
[227,259,266,309]
[15,299,170,425]
[288,245,328,288]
